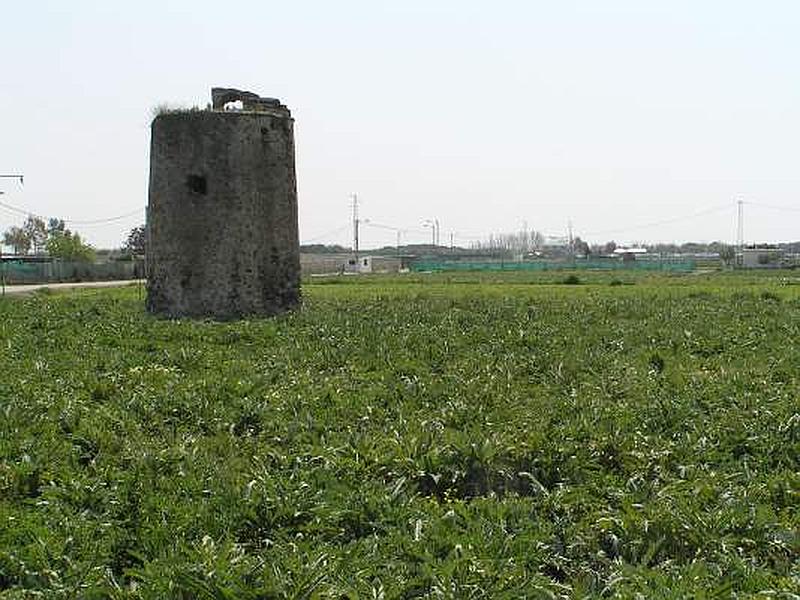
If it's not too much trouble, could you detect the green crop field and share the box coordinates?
[1,272,798,598]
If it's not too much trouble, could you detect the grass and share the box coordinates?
[0,271,798,597]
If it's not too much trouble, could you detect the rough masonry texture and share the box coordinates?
[146,89,300,318]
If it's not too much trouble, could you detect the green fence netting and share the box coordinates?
[410,258,696,273]
[1,260,143,284]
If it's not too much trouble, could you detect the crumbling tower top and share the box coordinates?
[210,87,291,117]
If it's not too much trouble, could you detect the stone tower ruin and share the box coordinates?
[146,88,300,318]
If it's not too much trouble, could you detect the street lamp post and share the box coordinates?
[423,219,438,247]
[396,229,401,262]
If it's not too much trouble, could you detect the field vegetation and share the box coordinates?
[1,271,798,597]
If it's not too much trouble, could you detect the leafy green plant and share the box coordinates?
[0,271,798,596]
[561,274,581,285]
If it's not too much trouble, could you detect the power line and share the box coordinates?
[0,198,143,226]
[745,201,800,213]
[64,208,144,225]
[0,200,37,218]
[361,220,435,237]
[582,203,733,237]
[360,221,409,257]
[363,221,402,232]
[362,221,427,235]
[0,203,24,219]
[300,223,351,245]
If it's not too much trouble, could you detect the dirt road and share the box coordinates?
[2,280,144,295]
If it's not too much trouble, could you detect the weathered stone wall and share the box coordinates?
[146,101,299,318]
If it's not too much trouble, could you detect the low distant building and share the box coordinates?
[300,253,412,276]
[300,253,350,276]
[741,247,784,268]
[613,247,648,262]
[357,256,407,273]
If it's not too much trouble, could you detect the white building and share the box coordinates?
[741,247,784,268]
[613,247,648,262]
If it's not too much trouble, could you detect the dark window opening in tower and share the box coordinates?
[186,174,207,195]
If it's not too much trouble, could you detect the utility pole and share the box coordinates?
[351,193,359,263]
[450,232,454,252]
[396,230,401,262]
[567,219,574,257]
[522,219,529,254]
[736,199,744,267]
[435,219,440,247]
[423,219,436,247]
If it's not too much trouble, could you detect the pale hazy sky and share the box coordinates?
[1,1,798,249]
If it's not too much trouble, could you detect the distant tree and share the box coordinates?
[718,244,735,266]
[124,225,146,255]
[470,228,546,257]
[47,218,66,239]
[647,242,679,254]
[23,216,48,254]
[573,236,590,257]
[602,240,617,254]
[46,230,95,262]
[3,226,31,255]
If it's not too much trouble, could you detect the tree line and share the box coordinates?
[467,229,741,260]
[468,229,595,257]
[2,217,147,262]
[2,216,95,261]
